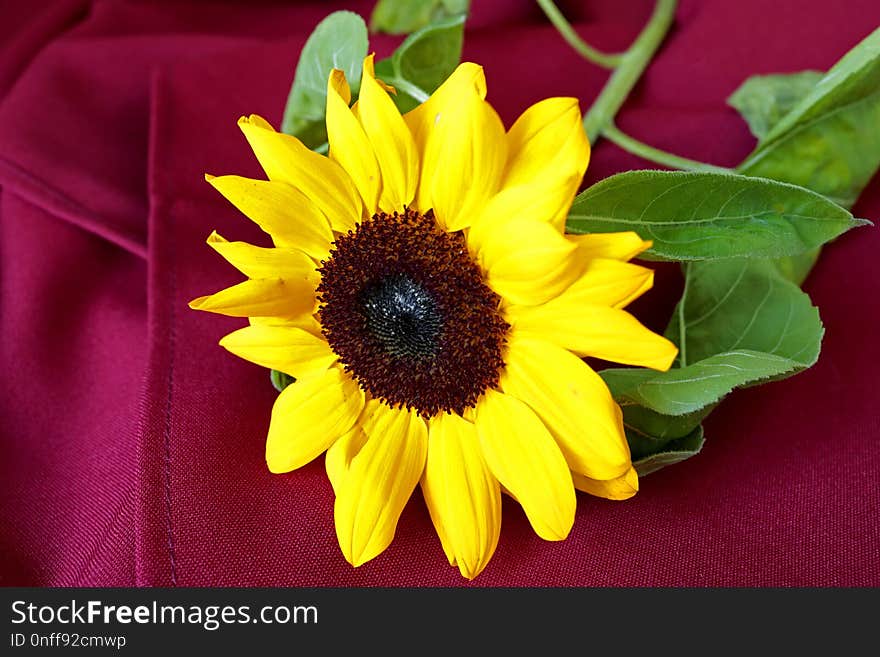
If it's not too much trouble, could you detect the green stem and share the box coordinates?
[535,0,623,69]
[582,0,678,143]
[386,76,430,103]
[604,123,732,173]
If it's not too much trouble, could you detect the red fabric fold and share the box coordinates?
[1,0,878,587]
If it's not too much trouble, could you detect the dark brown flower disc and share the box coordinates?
[316,209,509,417]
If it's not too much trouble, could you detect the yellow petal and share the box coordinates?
[505,97,589,186]
[500,334,630,480]
[419,80,506,231]
[508,302,678,370]
[206,232,320,282]
[478,217,580,306]
[421,413,501,580]
[475,388,575,541]
[265,365,364,474]
[556,257,654,309]
[466,179,575,256]
[326,69,382,213]
[205,175,333,260]
[248,314,322,336]
[325,419,370,496]
[568,231,653,261]
[572,467,639,501]
[238,114,362,231]
[189,278,314,318]
[403,62,487,175]
[218,324,336,378]
[359,54,419,212]
[502,97,590,231]
[335,404,428,567]
[418,473,456,568]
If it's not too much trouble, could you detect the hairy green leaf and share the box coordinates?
[620,402,712,442]
[665,258,824,367]
[773,247,822,286]
[281,11,368,149]
[603,258,823,468]
[631,425,705,477]
[370,0,468,35]
[566,170,867,261]
[602,349,814,417]
[738,26,880,208]
[727,71,823,140]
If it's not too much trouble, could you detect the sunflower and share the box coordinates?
[189,56,677,579]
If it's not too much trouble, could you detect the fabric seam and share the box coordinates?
[161,206,179,587]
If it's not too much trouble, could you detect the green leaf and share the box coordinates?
[773,247,822,286]
[566,170,867,261]
[601,257,824,462]
[440,0,470,14]
[371,0,435,34]
[378,15,466,114]
[631,425,705,477]
[370,0,468,35]
[727,71,823,140]
[738,26,880,208]
[281,11,369,150]
[270,369,295,393]
[666,258,824,367]
[392,15,465,99]
[602,348,814,417]
[619,402,712,442]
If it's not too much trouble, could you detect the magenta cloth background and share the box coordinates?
[1,0,878,587]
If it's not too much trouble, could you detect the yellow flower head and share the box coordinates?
[190,56,678,579]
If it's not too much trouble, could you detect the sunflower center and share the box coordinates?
[316,209,509,417]
[360,274,442,361]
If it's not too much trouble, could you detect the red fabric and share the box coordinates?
[1,0,878,587]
